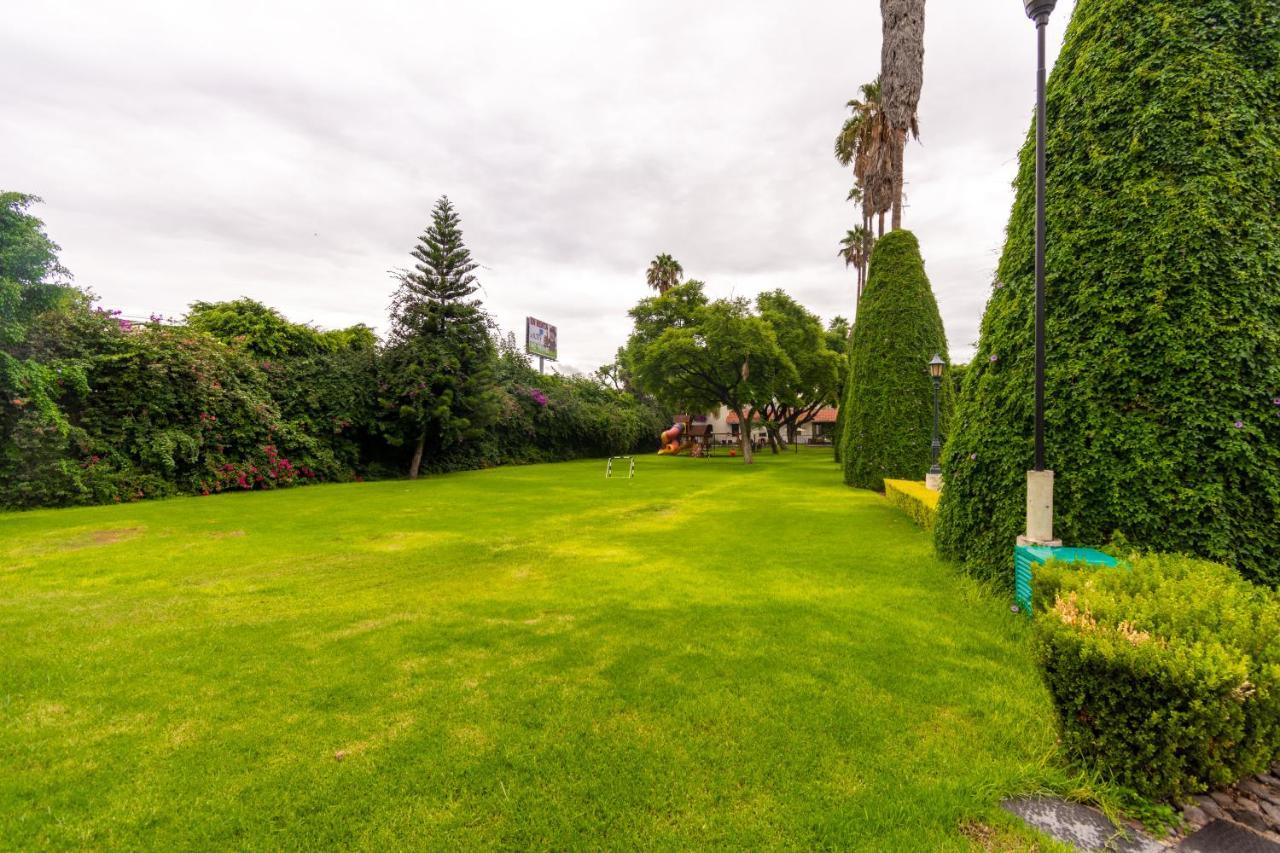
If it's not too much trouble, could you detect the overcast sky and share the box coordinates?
[3,1,1074,373]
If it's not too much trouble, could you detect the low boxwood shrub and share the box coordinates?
[1033,553,1280,800]
[883,479,940,532]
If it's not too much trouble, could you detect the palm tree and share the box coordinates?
[880,0,925,231]
[645,253,683,295]
[838,226,874,303]
[834,79,894,239]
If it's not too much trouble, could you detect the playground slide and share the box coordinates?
[657,422,693,455]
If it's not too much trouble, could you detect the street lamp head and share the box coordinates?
[928,354,945,379]
[1023,0,1057,23]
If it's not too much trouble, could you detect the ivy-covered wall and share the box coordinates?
[935,0,1280,585]
[840,230,952,490]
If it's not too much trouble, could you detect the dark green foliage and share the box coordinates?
[839,230,952,489]
[623,282,796,464]
[1,194,678,508]
[1,303,336,508]
[420,335,669,473]
[0,193,80,442]
[380,197,499,477]
[935,0,1280,584]
[188,299,380,472]
[948,362,967,400]
[1033,553,1280,799]
[752,292,843,448]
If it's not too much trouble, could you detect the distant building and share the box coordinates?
[702,406,838,445]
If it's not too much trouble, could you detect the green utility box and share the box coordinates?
[1013,545,1120,615]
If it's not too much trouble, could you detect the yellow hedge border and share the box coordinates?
[883,479,940,532]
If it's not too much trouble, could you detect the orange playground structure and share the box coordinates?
[657,416,714,456]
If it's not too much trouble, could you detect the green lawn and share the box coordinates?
[1,449,1070,850]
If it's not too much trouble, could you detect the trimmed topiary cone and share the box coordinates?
[935,0,1280,585]
[840,230,952,490]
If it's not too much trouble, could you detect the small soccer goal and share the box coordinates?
[605,456,636,479]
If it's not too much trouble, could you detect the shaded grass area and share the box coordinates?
[1,449,1070,849]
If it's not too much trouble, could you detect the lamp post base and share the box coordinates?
[1021,469,1060,545]
[925,471,943,491]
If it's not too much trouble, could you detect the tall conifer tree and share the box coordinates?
[380,196,498,479]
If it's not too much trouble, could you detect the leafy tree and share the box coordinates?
[935,0,1280,585]
[624,282,795,464]
[379,196,499,479]
[645,253,683,295]
[840,230,952,489]
[0,193,86,489]
[188,298,331,357]
[751,291,842,451]
[186,298,379,472]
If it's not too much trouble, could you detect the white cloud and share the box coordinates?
[2,0,1075,367]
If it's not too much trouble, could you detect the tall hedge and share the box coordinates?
[840,230,952,489]
[935,0,1280,584]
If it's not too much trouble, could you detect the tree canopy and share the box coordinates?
[751,290,843,450]
[624,282,795,464]
[645,254,683,295]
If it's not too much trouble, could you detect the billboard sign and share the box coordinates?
[526,316,557,360]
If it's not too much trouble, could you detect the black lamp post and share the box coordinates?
[928,354,944,488]
[1024,0,1056,471]
[1019,0,1061,546]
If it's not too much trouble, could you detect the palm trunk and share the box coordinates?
[891,130,906,231]
[408,428,427,480]
[861,211,872,300]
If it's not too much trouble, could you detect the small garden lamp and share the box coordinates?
[927,354,944,491]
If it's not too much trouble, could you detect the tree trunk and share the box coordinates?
[891,129,906,231]
[787,421,798,446]
[877,210,885,238]
[408,428,427,479]
[861,211,872,302]
[767,426,781,454]
[733,408,753,464]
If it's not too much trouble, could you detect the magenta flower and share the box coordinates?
[989,354,998,363]
[1234,420,1244,429]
